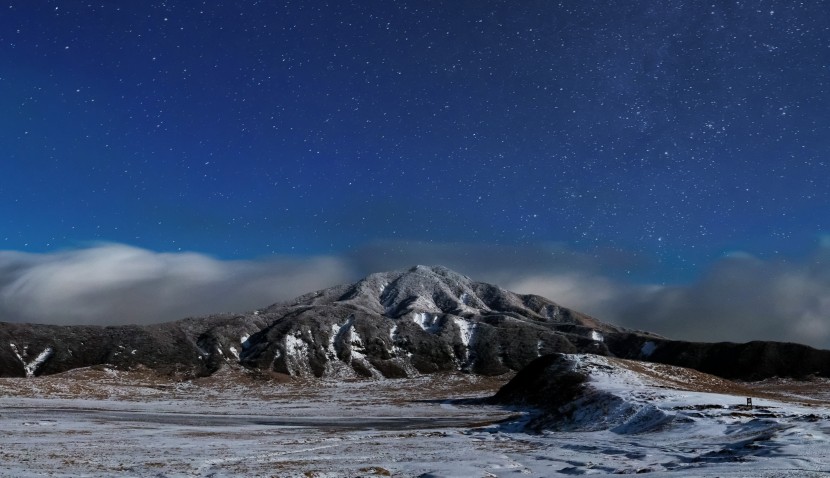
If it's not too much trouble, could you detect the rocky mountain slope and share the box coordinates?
[2,265,830,381]
[240,265,638,378]
[0,265,638,378]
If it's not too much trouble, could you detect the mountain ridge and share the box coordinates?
[0,265,632,378]
[2,265,828,381]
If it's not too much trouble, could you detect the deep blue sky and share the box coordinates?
[2,1,829,283]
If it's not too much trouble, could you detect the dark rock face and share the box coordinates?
[0,265,626,378]
[492,353,588,409]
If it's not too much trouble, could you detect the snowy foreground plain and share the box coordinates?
[1,358,830,477]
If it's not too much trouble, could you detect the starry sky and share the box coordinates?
[2,2,830,344]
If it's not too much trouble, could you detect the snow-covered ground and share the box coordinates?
[0,360,829,477]
[495,354,830,476]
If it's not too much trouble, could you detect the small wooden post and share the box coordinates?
[746,397,753,408]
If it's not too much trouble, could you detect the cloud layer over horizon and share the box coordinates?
[3,242,830,350]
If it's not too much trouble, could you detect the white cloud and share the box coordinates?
[503,252,830,349]
[0,244,354,325]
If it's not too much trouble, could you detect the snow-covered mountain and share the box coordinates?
[2,265,830,381]
[240,265,636,378]
[0,266,635,378]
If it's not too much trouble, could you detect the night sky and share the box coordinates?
[3,2,830,343]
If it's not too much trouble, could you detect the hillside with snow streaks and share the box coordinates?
[4,265,830,382]
[240,265,626,378]
[0,265,628,378]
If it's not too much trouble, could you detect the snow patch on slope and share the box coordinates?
[387,322,415,366]
[453,317,476,347]
[283,333,311,376]
[348,328,382,379]
[322,321,357,378]
[9,343,54,378]
[413,312,441,333]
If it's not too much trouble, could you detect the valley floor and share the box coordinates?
[1,367,829,477]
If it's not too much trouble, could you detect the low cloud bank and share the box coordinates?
[0,244,353,326]
[2,241,830,350]
[493,251,830,350]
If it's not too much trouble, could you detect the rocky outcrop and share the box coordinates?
[492,353,756,433]
[492,354,675,433]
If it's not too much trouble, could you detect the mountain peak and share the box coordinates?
[348,265,482,317]
[277,265,601,328]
